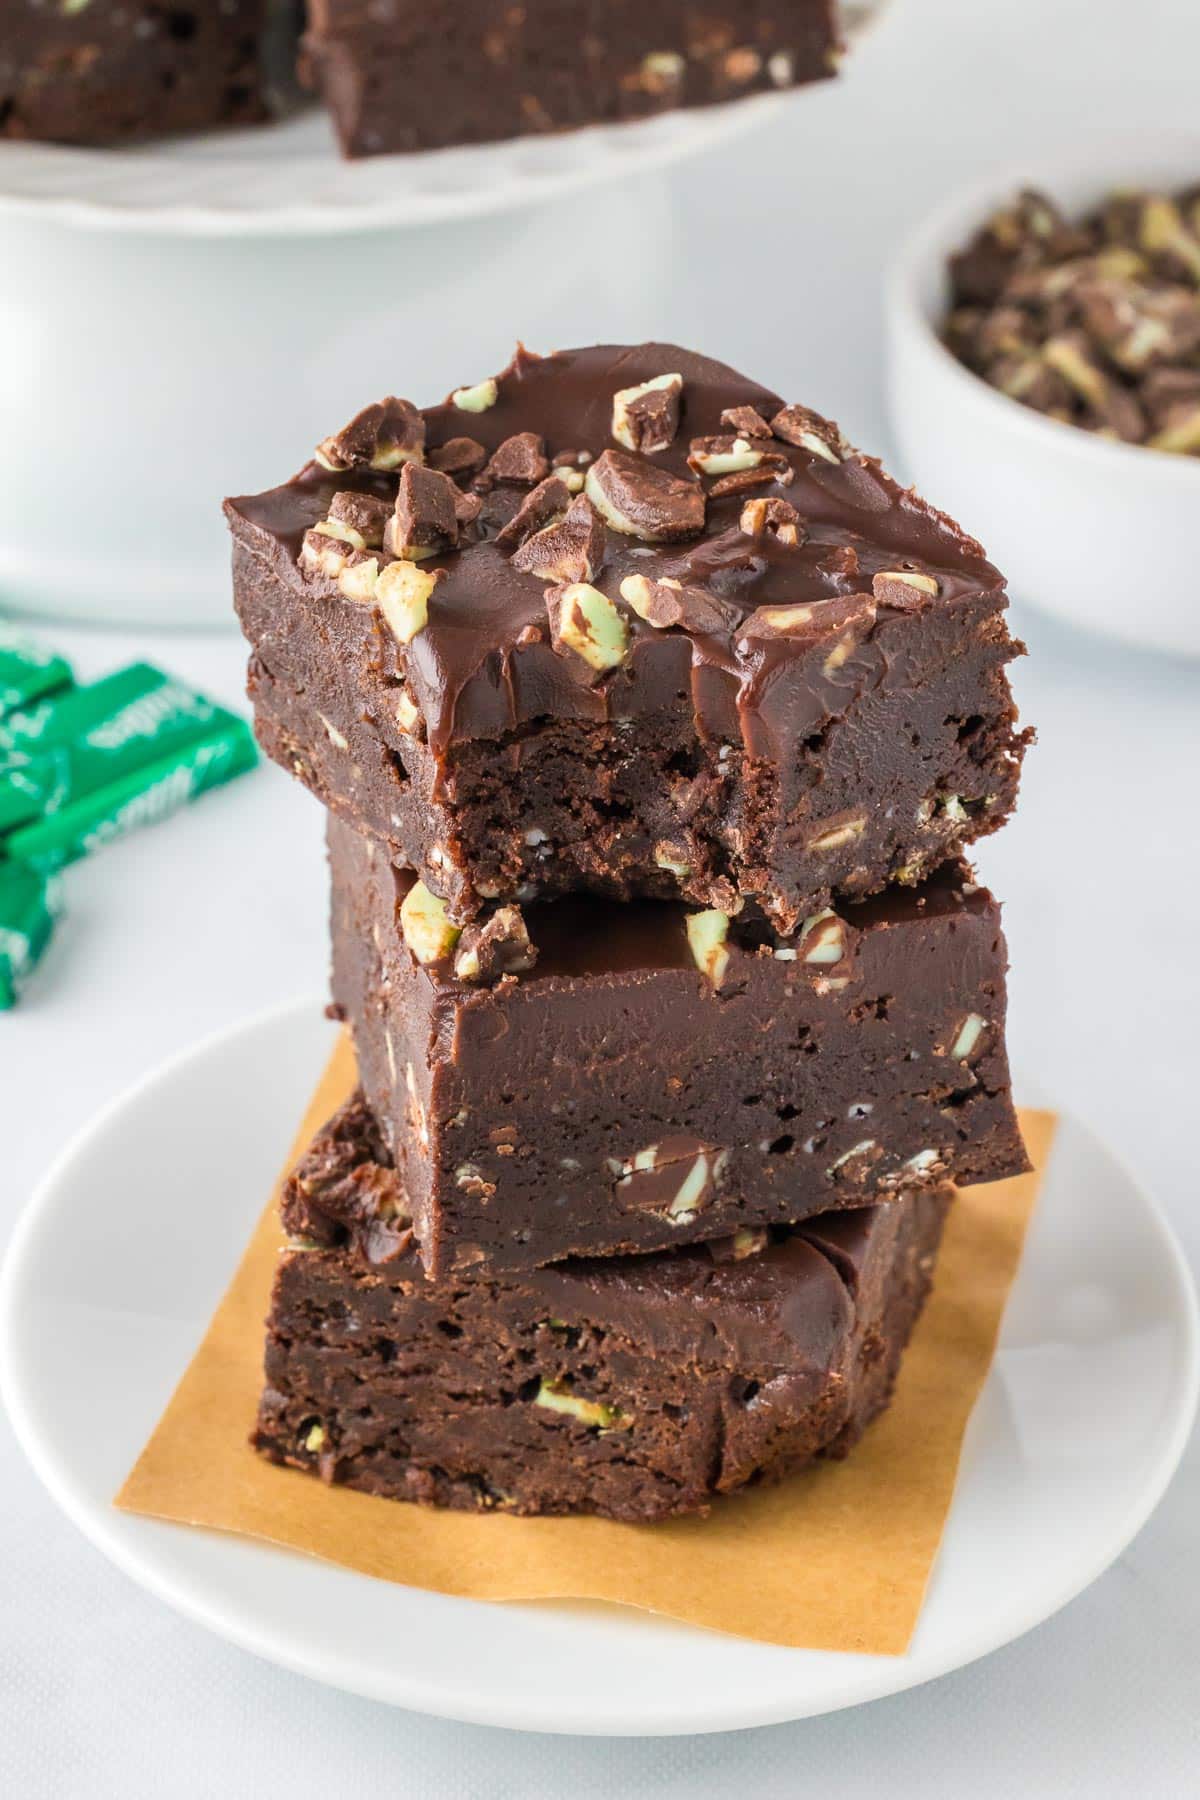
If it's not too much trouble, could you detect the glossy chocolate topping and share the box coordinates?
[228,343,1007,761]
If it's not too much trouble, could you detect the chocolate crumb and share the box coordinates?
[429,436,487,476]
[316,398,424,473]
[719,405,773,438]
[482,432,551,486]
[495,475,572,550]
[510,494,607,584]
[585,448,705,542]
[386,462,461,558]
[454,906,538,984]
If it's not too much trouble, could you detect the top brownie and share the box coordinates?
[228,342,1031,931]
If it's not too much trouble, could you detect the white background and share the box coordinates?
[3,0,1199,1792]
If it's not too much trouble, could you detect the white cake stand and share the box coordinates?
[0,4,888,236]
[0,92,789,238]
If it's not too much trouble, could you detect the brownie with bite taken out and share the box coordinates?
[228,342,1032,934]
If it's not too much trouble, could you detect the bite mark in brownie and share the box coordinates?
[256,1093,951,1521]
[228,342,1031,932]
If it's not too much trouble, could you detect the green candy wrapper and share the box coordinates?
[5,710,257,872]
[0,661,164,761]
[0,665,242,836]
[0,624,72,719]
[0,861,61,1009]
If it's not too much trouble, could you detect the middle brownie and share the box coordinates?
[328,817,1026,1278]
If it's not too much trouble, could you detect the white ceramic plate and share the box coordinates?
[0,5,886,236]
[1,1002,1195,1737]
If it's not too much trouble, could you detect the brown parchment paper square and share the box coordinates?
[117,1033,1055,1653]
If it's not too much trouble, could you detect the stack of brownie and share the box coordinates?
[227,342,1031,1522]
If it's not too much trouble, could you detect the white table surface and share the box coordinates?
[3,0,1199,1792]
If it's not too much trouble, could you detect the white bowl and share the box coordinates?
[885,137,1200,659]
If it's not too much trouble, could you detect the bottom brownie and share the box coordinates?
[253,1096,949,1522]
